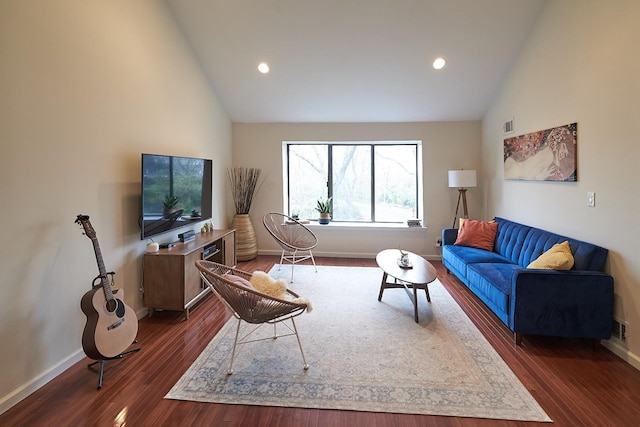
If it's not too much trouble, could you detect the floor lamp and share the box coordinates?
[448,170,477,228]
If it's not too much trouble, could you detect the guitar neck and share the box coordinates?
[76,215,117,300]
[91,238,114,299]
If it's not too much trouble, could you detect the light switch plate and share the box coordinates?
[587,192,595,207]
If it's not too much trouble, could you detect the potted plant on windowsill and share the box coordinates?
[316,197,332,224]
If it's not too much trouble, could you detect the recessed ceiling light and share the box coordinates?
[258,62,270,74]
[433,57,446,70]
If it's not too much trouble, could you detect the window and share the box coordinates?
[285,141,421,223]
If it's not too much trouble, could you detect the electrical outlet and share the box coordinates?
[587,192,595,207]
[436,238,442,247]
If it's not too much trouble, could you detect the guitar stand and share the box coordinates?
[88,343,141,389]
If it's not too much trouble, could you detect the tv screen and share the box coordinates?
[140,153,213,240]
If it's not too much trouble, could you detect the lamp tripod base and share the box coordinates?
[452,188,469,228]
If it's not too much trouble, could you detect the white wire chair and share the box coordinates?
[263,212,318,282]
[195,260,310,375]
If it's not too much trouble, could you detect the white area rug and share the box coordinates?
[166,265,551,422]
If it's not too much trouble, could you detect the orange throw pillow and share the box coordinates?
[454,219,498,251]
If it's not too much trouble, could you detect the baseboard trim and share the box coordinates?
[1,309,149,416]
[0,349,85,415]
[603,340,640,371]
[258,249,442,261]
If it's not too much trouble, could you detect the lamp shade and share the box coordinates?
[448,170,477,188]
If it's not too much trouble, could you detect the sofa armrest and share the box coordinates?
[509,270,614,339]
[442,228,458,246]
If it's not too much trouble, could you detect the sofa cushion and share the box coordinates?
[454,219,498,251]
[467,263,522,323]
[527,240,574,270]
[444,245,512,267]
[443,245,512,281]
[493,217,609,271]
[493,218,532,264]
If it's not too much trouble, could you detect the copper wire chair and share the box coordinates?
[263,212,318,282]
[195,260,309,375]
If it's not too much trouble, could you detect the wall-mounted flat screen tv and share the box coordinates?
[140,153,213,240]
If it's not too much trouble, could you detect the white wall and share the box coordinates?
[482,0,640,367]
[0,0,231,412]
[232,121,481,259]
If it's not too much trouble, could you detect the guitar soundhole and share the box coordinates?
[105,298,126,318]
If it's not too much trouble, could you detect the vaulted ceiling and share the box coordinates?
[167,0,546,123]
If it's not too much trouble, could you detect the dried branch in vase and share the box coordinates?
[227,167,265,214]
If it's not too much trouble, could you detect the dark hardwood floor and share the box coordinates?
[2,256,640,426]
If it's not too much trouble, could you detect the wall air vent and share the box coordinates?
[503,118,514,134]
[612,317,628,343]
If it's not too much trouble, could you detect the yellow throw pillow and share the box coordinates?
[527,241,574,270]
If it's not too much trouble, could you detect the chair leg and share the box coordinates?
[282,248,316,282]
[290,250,297,282]
[309,250,317,273]
[290,318,309,370]
[227,318,242,375]
[278,250,285,270]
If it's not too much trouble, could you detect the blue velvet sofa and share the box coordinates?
[442,217,614,346]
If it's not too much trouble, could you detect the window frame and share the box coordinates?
[283,140,423,224]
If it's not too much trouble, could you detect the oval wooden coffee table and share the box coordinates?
[376,249,438,322]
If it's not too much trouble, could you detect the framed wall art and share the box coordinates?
[503,122,577,181]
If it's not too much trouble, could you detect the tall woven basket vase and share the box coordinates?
[232,214,258,261]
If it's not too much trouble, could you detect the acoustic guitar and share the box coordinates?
[76,215,138,360]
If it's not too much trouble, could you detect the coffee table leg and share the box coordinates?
[425,285,431,303]
[378,272,388,301]
[413,285,419,322]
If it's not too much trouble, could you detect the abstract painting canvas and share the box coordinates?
[504,122,577,181]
